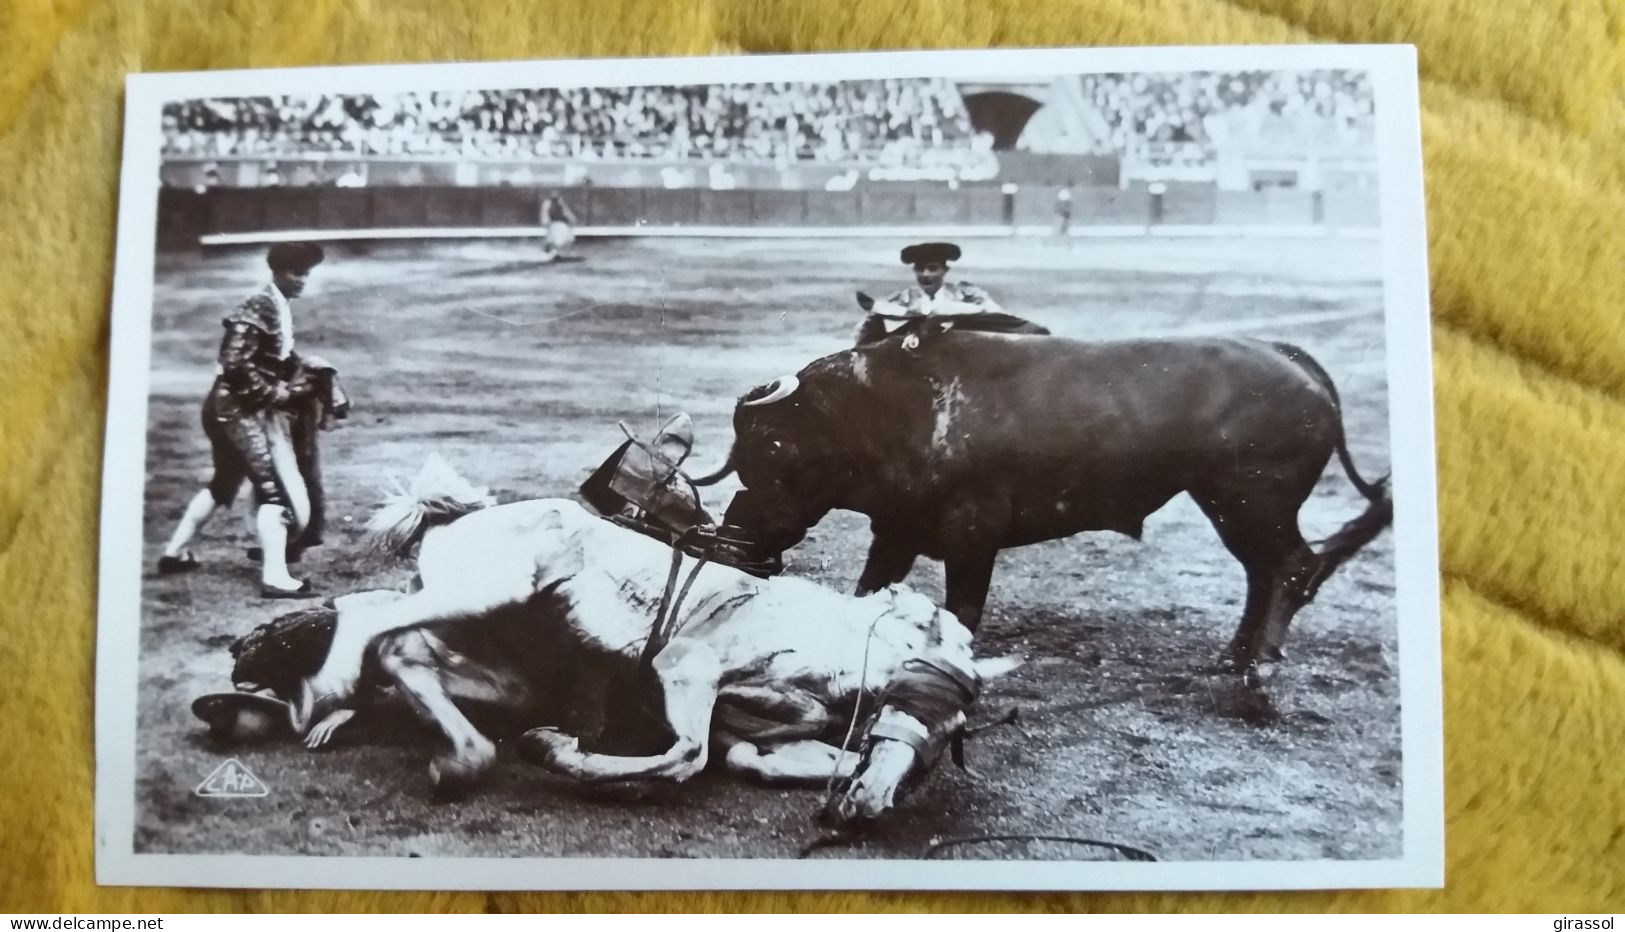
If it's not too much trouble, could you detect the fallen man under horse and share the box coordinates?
[193,455,1019,824]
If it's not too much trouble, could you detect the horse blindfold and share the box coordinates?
[581,413,713,532]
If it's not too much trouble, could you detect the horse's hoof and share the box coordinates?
[428,753,487,801]
[516,728,577,769]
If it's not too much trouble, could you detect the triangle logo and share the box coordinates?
[195,758,270,798]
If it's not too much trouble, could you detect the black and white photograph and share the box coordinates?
[96,46,1441,891]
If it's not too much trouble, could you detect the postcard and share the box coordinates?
[96,44,1440,890]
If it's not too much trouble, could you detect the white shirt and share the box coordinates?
[875,281,1003,331]
[881,281,1003,316]
[266,282,294,359]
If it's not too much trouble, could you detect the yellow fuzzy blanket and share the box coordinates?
[2,0,1621,913]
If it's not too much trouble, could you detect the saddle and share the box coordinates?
[579,413,783,579]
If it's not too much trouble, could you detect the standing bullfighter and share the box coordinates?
[156,241,346,598]
[539,189,578,262]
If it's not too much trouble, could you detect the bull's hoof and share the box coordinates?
[1217,645,1287,676]
[1214,650,1253,675]
[1241,663,1264,690]
[516,727,579,772]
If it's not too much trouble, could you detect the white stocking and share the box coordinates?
[255,504,301,589]
[163,489,221,557]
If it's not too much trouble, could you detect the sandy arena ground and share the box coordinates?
[132,233,1400,862]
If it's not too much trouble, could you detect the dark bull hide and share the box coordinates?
[695,330,1393,670]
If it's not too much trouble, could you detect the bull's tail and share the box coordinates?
[1269,342,1395,596]
[363,453,497,560]
[1307,490,1393,599]
[688,449,736,487]
[1271,341,1390,503]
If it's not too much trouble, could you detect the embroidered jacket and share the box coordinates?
[214,284,299,414]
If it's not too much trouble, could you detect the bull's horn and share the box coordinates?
[742,375,800,407]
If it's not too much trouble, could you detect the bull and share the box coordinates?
[194,456,1018,823]
[694,319,1394,671]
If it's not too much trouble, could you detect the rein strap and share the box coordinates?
[637,529,712,670]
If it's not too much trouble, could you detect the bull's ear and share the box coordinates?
[856,291,875,311]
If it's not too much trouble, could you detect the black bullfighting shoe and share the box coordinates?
[156,551,202,575]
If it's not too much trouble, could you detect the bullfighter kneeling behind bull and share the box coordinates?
[156,241,348,598]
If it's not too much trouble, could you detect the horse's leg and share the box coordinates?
[722,736,860,785]
[712,685,834,738]
[519,637,723,783]
[371,628,512,798]
[302,559,542,719]
[855,530,918,596]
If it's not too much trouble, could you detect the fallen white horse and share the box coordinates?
[212,457,1018,822]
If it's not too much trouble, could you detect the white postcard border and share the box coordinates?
[96,43,1441,891]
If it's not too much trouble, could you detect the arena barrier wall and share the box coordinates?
[156,183,1381,248]
[157,156,982,192]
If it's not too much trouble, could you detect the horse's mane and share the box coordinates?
[363,453,497,559]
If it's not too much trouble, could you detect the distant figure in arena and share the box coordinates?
[1054,186,1074,243]
[540,190,578,262]
[156,242,349,598]
[854,242,1009,344]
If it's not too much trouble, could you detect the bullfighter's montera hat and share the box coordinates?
[900,242,962,266]
[266,241,326,274]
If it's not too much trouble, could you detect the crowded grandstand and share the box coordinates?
[160,78,987,166]
[1082,70,1374,172]
[160,70,1373,171]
